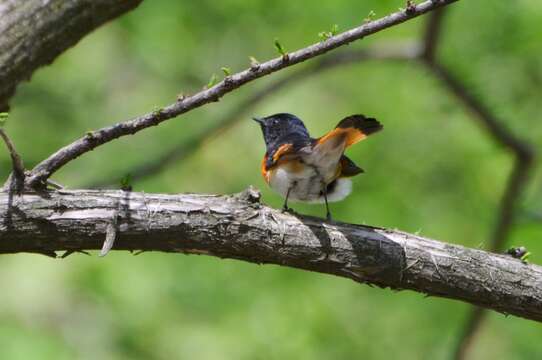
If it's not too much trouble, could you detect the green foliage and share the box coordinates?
[2,0,542,359]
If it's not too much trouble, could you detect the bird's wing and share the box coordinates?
[307,115,381,182]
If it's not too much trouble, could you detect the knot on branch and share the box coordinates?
[237,186,261,204]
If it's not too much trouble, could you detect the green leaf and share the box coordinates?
[207,73,218,88]
[274,38,286,56]
[120,173,133,190]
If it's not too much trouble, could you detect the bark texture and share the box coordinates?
[1,188,541,322]
[0,0,143,110]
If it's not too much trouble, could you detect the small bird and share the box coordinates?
[254,113,383,220]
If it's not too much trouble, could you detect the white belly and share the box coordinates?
[268,163,319,202]
[268,162,352,203]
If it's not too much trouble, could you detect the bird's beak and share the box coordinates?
[252,117,264,125]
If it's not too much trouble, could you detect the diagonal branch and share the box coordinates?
[0,0,144,111]
[23,0,460,189]
[89,43,421,188]
[1,188,541,322]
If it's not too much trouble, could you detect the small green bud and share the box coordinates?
[207,73,218,88]
[152,106,162,117]
[249,56,260,70]
[405,1,416,14]
[318,24,339,40]
[274,38,286,56]
[364,10,376,23]
[120,173,133,191]
[221,67,231,76]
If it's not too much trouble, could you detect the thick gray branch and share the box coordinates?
[1,188,541,323]
[24,0,459,188]
[0,0,143,110]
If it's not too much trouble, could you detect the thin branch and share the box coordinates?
[24,0,460,189]
[1,188,541,323]
[0,128,25,192]
[422,7,446,62]
[0,0,144,111]
[89,43,421,188]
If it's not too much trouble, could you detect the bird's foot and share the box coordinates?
[282,206,296,214]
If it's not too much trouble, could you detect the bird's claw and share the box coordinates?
[282,206,295,214]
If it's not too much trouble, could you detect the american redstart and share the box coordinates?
[254,113,382,220]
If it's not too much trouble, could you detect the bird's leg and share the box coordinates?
[323,184,332,221]
[282,186,292,213]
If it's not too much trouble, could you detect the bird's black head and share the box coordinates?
[253,113,310,150]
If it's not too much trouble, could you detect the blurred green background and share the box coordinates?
[1,0,542,359]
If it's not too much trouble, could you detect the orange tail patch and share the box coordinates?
[317,114,382,148]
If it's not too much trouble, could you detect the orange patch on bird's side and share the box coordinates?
[272,143,294,162]
[317,127,367,148]
[280,158,306,173]
[261,155,270,183]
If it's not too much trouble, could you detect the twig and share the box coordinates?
[24,0,460,189]
[61,249,90,258]
[0,128,25,192]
